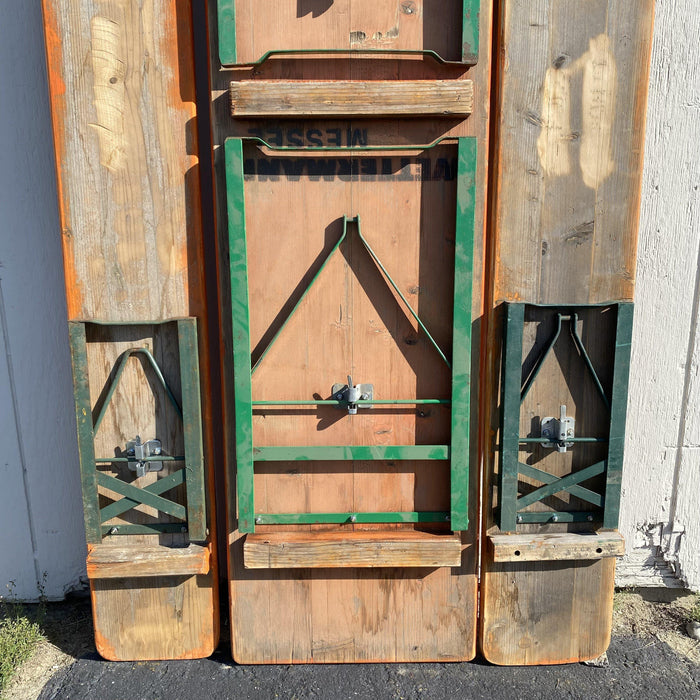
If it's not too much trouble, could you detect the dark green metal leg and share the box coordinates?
[68,322,102,544]
[604,303,633,529]
[499,303,525,532]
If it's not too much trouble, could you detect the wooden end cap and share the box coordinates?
[86,543,210,579]
[244,530,463,569]
[488,531,625,563]
[230,79,474,118]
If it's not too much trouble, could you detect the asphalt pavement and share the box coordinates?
[38,635,700,700]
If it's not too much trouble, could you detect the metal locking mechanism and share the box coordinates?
[541,405,575,453]
[125,436,163,477]
[331,375,373,415]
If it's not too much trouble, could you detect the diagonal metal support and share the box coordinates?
[515,461,606,510]
[99,468,186,523]
[97,471,187,521]
[517,462,603,508]
[252,215,451,374]
[93,347,182,435]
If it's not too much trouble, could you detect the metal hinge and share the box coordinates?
[331,375,373,415]
[541,405,575,453]
[125,436,163,478]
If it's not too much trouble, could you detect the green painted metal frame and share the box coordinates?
[226,137,476,534]
[498,302,634,532]
[68,319,207,543]
[217,0,480,66]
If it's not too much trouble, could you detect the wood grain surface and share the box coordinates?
[488,531,624,563]
[42,0,219,660]
[230,79,474,117]
[244,531,463,568]
[209,0,493,663]
[480,0,655,666]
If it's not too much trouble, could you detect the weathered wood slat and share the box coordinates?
[86,544,210,579]
[480,0,656,666]
[244,531,462,569]
[488,532,624,563]
[230,80,473,117]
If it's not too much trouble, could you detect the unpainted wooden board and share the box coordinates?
[481,0,655,666]
[244,531,462,568]
[230,80,474,117]
[91,574,216,661]
[87,543,210,578]
[489,531,624,563]
[42,0,219,660]
[231,0,463,65]
[480,553,616,666]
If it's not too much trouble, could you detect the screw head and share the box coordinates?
[587,515,594,522]
[516,515,523,524]
[109,527,118,535]
[335,393,343,400]
[350,515,357,523]
[181,526,187,533]
[551,515,559,523]
[255,516,262,524]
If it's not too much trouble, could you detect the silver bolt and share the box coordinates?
[361,394,369,400]
[109,527,119,535]
[153,446,162,455]
[336,393,343,400]
[516,515,523,524]
[350,515,357,523]
[567,429,574,437]
[445,515,451,522]
[255,516,262,524]
[587,515,594,522]
[551,515,559,523]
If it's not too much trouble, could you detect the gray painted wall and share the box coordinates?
[0,0,85,600]
[0,0,696,599]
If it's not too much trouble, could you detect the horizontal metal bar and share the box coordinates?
[252,399,450,406]
[102,523,187,536]
[254,512,450,525]
[95,456,185,463]
[246,135,453,154]
[518,438,607,444]
[226,48,475,69]
[253,445,449,462]
[515,512,601,524]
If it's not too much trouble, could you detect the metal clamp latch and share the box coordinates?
[541,405,575,453]
[331,375,373,415]
[125,436,163,477]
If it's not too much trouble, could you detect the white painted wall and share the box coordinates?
[0,0,696,599]
[617,0,700,591]
[0,0,86,601]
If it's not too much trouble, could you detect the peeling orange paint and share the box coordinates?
[41,0,84,317]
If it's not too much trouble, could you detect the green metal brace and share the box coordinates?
[68,319,207,542]
[498,303,634,532]
[225,137,476,534]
